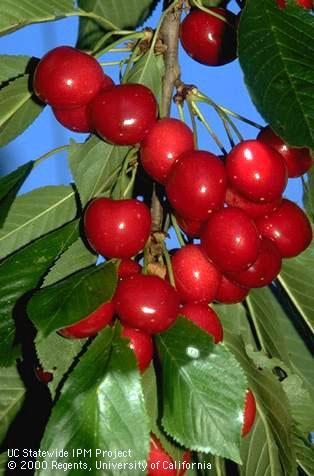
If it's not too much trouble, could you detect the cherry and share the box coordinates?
[114,275,179,334]
[226,140,288,203]
[84,198,151,259]
[33,46,104,108]
[121,326,153,373]
[90,84,158,145]
[176,215,205,238]
[277,0,312,8]
[256,199,312,258]
[181,302,223,343]
[180,8,237,66]
[201,207,261,273]
[215,275,249,304]
[118,259,141,280]
[257,126,312,178]
[227,237,282,288]
[52,74,114,133]
[172,244,222,303]
[226,187,281,220]
[34,367,53,384]
[166,150,227,221]
[242,389,256,437]
[140,118,194,184]
[58,301,114,339]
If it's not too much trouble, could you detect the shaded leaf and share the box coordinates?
[0,365,26,445]
[0,185,78,260]
[69,136,130,206]
[0,0,76,36]
[156,317,247,463]
[28,261,117,339]
[282,374,314,436]
[213,303,256,348]
[303,166,314,222]
[36,327,150,476]
[0,220,78,367]
[0,55,34,85]
[0,453,8,475]
[238,0,314,149]
[0,76,45,147]
[294,431,314,476]
[77,0,159,51]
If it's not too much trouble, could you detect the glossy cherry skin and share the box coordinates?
[84,198,151,259]
[215,275,249,304]
[58,301,114,339]
[140,118,194,184]
[257,126,312,178]
[228,237,282,289]
[118,259,141,280]
[226,187,281,220]
[166,150,227,221]
[226,140,288,203]
[242,389,256,437]
[90,84,158,145]
[256,199,312,258]
[52,74,114,133]
[176,215,205,238]
[277,0,312,8]
[181,303,223,343]
[33,46,104,108]
[172,245,222,303]
[201,207,261,273]
[121,326,153,373]
[114,275,179,334]
[180,8,237,66]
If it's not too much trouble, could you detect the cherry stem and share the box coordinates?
[161,241,176,287]
[192,0,234,27]
[33,144,69,168]
[122,43,143,83]
[99,60,123,67]
[217,105,263,130]
[93,32,144,58]
[170,214,186,247]
[191,101,228,155]
[176,102,186,122]
[123,163,138,198]
[187,100,198,148]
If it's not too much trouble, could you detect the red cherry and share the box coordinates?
[118,259,141,280]
[166,150,227,221]
[176,215,205,238]
[52,74,114,133]
[180,8,237,66]
[226,187,281,220]
[115,275,179,334]
[140,118,194,184]
[226,140,288,203]
[242,389,256,437]
[277,0,312,8]
[121,326,153,373]
[148,436,176,476]
[227,237,282,288]
[84,198,151,259]
[33,46,104,108]
[215,275,249,304]
[201,207,261,273]
[90,84,158,145]
[181,302,223,343]
[58,301,114,339]
[172,245,222,303]
[34,367,53,384]
[256,199,312,258]
[257,126,312,178]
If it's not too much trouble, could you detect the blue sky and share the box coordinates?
[0,0,302,205]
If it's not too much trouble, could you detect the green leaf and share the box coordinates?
[0,185,78,260]
[0,0,76,36]
[238,0,314,149]
[0,76,45,147]
[35,332,86,400]
[0,55,35,85]
[282,374,314,436]
[0,365,26,445]
[77,0,159,51]
[42,238,96,287]
[28,261,117,339]
[213,303,257,348]
[0,220,78,367]
[277,241,314,334]
[303,167,314,222]
[191,0,225,6]
[156,316,247,463]
[293,430,314,476]
[0,162,33,227]
[0,453,8,475]
[36,327,150,476]
[69,136,130,206]
[240,415,283,476]
[124,52,165,103]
